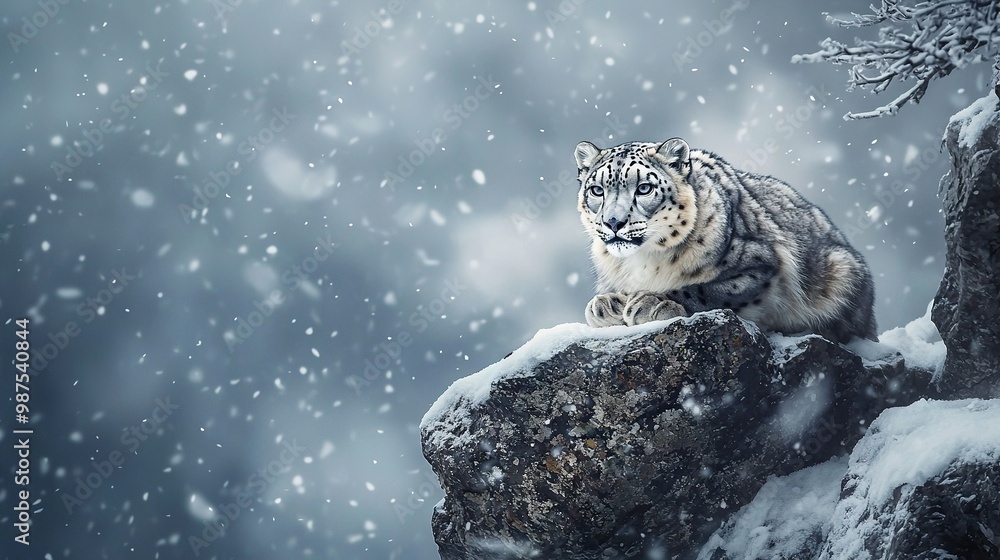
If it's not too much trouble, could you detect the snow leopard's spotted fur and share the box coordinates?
[575,138,876,343]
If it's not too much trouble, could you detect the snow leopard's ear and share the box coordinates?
[574,141,601,171]
[655,138,690,176]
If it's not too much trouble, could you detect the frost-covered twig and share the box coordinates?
[794,0,1000,119]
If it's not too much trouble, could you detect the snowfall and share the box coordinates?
[3,1,992,559]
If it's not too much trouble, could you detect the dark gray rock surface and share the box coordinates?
[817,399,1000,560]
[700,399,1000,560]
[877,460,1000,560]
[421,311,936,559]
[933,94,1000,399]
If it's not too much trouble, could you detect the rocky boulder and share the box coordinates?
[818,399,1000,560]
[420,310,941,559]
[699,399,1000,560]
[933,94,1000,398]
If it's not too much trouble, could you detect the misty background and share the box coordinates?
[0,1,985,559]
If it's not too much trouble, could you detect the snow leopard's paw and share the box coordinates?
[585,293,628,327]
[622,293,687,326]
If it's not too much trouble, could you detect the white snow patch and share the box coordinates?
[948,94,998,149]
[823,398,1000,559]
[421,312,728,442]
[698,457,848,560]
[847,301,945,378]
[852,398,1000,506]
[767,333,823,366]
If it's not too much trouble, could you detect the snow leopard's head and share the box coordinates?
[575,138,698,258]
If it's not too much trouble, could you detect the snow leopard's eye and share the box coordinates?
[636,183,654,196]
[588,185,605,197]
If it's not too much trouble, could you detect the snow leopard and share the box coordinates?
[575,137,876,343]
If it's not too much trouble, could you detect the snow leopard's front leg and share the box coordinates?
[585,293,629,327]
[622,292,687,326]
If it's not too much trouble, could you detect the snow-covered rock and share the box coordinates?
[420,310,937,559]
[700,399,1000,560]
[934,93,1000,398]
[819,398,1000,560]
[697,458,848,560]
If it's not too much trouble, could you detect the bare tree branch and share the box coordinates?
[794,0,1000,119]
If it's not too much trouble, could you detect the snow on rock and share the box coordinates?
[836,398,1000,511]
[767,332,825,367]
[934,94,1000,398]
[704,398,1000,560]
[420,309,934,559]
[947,93,998,149]
[419,314,690,446]
[820,398,1000,560]
[846,300,945,378]
[698,458,848,560]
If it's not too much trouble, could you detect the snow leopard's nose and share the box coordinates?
[604,217,626,233]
